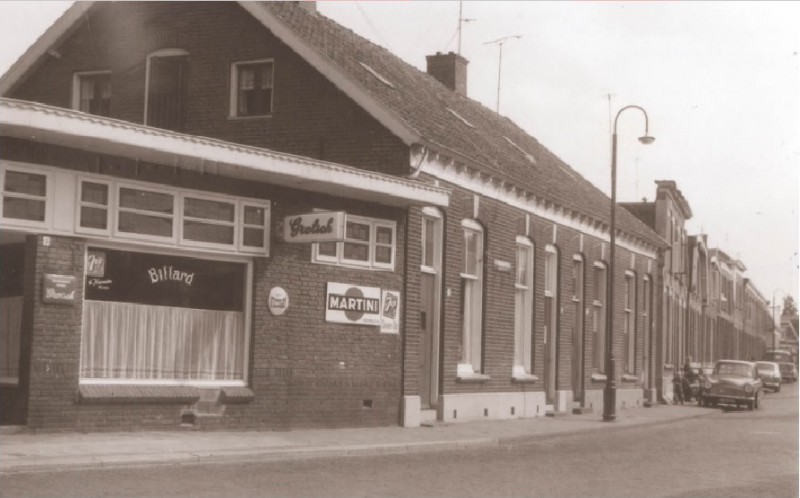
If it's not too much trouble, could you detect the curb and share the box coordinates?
[0,408,719,475]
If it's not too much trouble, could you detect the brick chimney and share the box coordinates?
[426,51,468,96]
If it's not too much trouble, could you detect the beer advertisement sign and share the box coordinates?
[283,211,346,243]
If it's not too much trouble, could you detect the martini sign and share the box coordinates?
[325,282,381,326]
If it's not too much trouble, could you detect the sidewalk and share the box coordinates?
[0,404,714,474]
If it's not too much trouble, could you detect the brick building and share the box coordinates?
[1,1,667,431]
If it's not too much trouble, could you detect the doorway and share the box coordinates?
[419,209,442,409]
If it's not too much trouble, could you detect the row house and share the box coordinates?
[2,1,667,431]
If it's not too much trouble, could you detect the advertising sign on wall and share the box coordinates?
[325,282,381,326]
[380,290,401,334]
[42,274,77,305]
[283,211,346,243]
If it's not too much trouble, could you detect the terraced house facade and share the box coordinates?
[0,1,667,431]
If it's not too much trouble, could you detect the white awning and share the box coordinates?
[0,98,449,208]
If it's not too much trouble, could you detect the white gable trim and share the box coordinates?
[237,2,420,147]
[0,3,93,96]
[0,98,449,208]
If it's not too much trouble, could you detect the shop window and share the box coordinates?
[312,215,396,270]
[81,248,249,385]
[240,204,268,252]
[513,236,534,377]
[1,168,49,227]
[73,71,111,117]
[0,243,24,385]
[230,60,274,118]
[593,262,607,373]
[459,219,484,375]
[624,271,637,374]
[145,50,188,132]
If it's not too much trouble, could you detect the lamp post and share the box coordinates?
[603,105,655,422]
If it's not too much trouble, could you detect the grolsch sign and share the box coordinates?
[283,211,346,243]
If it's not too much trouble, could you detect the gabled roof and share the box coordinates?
[0,1,664,248]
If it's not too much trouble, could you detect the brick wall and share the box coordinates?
[403,178,654,403]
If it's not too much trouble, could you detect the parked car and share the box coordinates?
[754,361,782,392]
[700,360,763,410]
[778,363,798,383]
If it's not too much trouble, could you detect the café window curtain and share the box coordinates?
[81,301,244,380]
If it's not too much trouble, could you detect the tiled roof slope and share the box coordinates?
[261,2,664,247]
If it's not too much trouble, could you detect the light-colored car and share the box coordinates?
[754,361,782,393]
[701,360,763,410]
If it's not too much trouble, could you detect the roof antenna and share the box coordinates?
[484,35,521,113]
[457,1,476,56]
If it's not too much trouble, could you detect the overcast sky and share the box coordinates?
[1,1,798,314]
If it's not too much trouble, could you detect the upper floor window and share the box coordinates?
[312,215,396,271]
[230,60,274,118]
[145,49,189,132]
[73,71,111,117]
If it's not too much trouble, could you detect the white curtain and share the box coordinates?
[1,296,22,381]
[81,300,244,381]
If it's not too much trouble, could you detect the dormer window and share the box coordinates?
[72,71,111,117]
[230,59,274,118]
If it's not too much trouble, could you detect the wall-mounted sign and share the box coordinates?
[43,274,77,305]
[380,290,401,334]
[283,211,346,243]
[87,251,106,277]
[269,287,289,316]
[493,259,512,273]
[326,282,381,326]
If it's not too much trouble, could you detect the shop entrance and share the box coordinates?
[418,209,442,410]
[0,232,29,425]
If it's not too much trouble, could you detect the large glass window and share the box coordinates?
[593,262,607,373]
[313,215,396,270]
[514,237,534,376]
[81,248,248,384]
[231,60,274,117]
[74,71,111,117]
[117,186,175,239]
[460,220,484,374]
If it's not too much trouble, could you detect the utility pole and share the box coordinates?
[484,35,521,113]
[457,1,475,56]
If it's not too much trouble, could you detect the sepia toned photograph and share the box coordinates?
[0,1,797,497]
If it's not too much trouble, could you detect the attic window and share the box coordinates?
[503,137,536,164]
[447,108,475,128]
[358,62,394,88]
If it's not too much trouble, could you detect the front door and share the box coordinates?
[418,210,442,409]
[572,257,585,403]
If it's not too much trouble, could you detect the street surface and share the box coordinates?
[2,385,797,498]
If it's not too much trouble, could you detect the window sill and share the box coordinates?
[511,373,539,383]
[621,374,640,383]
[456,365,491,383]
[79,384,201,405]
[591,373,607,382]
[227,114,273,121]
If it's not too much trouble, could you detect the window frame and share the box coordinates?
[229,58,275,119]
[458,219,485,376]
[79,244,253,388]
[71,70,112,116]
[179,192,239,250]
[593,261,608,373]
[74,177,113,236]
[144,48,189,130]
[311,214,397,271]
[0,165,53,229]
[513,236,535,377]
[624,270,637,374]
[114,182,178,243]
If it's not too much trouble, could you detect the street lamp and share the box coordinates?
[603,105,655,422]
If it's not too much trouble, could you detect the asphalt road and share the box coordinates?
[2,385,797,498]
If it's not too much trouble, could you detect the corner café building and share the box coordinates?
[0,98,448,431]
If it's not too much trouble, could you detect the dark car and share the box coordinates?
[779,363,798,383]
[755,361,782,392]
[701,360,763,410]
